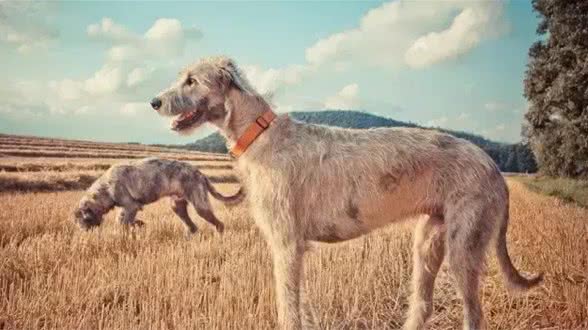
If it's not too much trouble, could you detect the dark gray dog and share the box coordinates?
[74,157,243,234]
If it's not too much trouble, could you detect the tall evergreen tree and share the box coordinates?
[524,0,588,178]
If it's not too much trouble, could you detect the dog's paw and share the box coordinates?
[133,220,146,227]
[185,230,198,240]
[216,223,225,234]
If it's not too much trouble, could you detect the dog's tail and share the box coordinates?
[496,205,543,291]
[204,178,245,205]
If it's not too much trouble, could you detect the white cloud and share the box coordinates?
[145,18,183,41]
[87,17,134,42]
[49,79,83,101]
[74,106,91,115]
[305,32,348,66]
[306,1,506,69]
[0,104,14,114]
[92,17,202,63]
[84,65,123,95]
[242,64,310,95]
[0,104,42,117]
[0,80,53,113]
[107,45,140,62]
[334,61,350,72]
[127,67,154,87]
[87,17,202,61]
[0,1,58,53]
[324,84,360,110]
[121,102,148,116]
[1,1,511,127]
[405,3,506,68]
[48,64,124,102]
[45,17,203,114]
[242,0,507,108]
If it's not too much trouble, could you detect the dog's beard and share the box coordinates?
[171,110,204,131]
[169,97,208,132]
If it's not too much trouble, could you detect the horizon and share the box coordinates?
[1,1,539,145]
[1,109,508,147]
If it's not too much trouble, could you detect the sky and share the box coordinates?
[0,0,539,145]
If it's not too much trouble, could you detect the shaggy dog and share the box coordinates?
[151,56,542,330]
[74,157,243,234]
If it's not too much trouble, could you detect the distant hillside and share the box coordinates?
[184,110,537,173]
[289,110,418,129]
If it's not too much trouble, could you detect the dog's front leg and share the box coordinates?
[300,277,317,329]
[271,238,307,330]
[117,206,139,226]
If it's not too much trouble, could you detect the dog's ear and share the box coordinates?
[217,57,254,95]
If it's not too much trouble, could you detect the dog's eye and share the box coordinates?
[186,77,197,86]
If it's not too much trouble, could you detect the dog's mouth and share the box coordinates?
[77,216,101,230]
[172,110,203,131]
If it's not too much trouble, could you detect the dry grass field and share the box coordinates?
[0,134,587,329]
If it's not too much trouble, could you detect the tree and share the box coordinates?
[524,0,588,178]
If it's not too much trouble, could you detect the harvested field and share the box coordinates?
[0,135,586,329]
[0,135,237,193]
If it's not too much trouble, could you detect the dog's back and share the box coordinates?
[106,158,198,204]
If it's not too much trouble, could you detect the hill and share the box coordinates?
[184,110,537,173]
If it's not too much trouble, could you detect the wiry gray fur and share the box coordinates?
[73,157,243,234]
[152,56,543,330]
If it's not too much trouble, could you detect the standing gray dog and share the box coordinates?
[74,157,243,234]
[151,56,542,330]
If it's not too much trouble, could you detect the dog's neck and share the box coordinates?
[80,196,105,217]
[81,185,113,216]
[217,88,274,147]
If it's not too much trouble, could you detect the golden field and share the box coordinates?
[0,134,586,329]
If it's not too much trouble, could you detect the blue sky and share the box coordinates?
[0,1,538,144]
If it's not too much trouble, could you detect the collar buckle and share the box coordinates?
[229,110,277,158]
[256,116,269,129]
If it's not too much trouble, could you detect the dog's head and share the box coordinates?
[73,202,103,230]
[150,56,254,135]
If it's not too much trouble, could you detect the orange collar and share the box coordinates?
[229,110,277,158]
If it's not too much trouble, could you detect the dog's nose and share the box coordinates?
[150,98,162,110]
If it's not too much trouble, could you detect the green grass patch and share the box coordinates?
[515,176,588,208]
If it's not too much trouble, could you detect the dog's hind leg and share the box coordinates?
[188,189,225,233]
[183,183,225,233]
[170,198,198,234]
[445,201,496,330]
[404,215,446,330]
[194,206,225,234]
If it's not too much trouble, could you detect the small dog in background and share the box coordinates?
[73,157,243,234]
